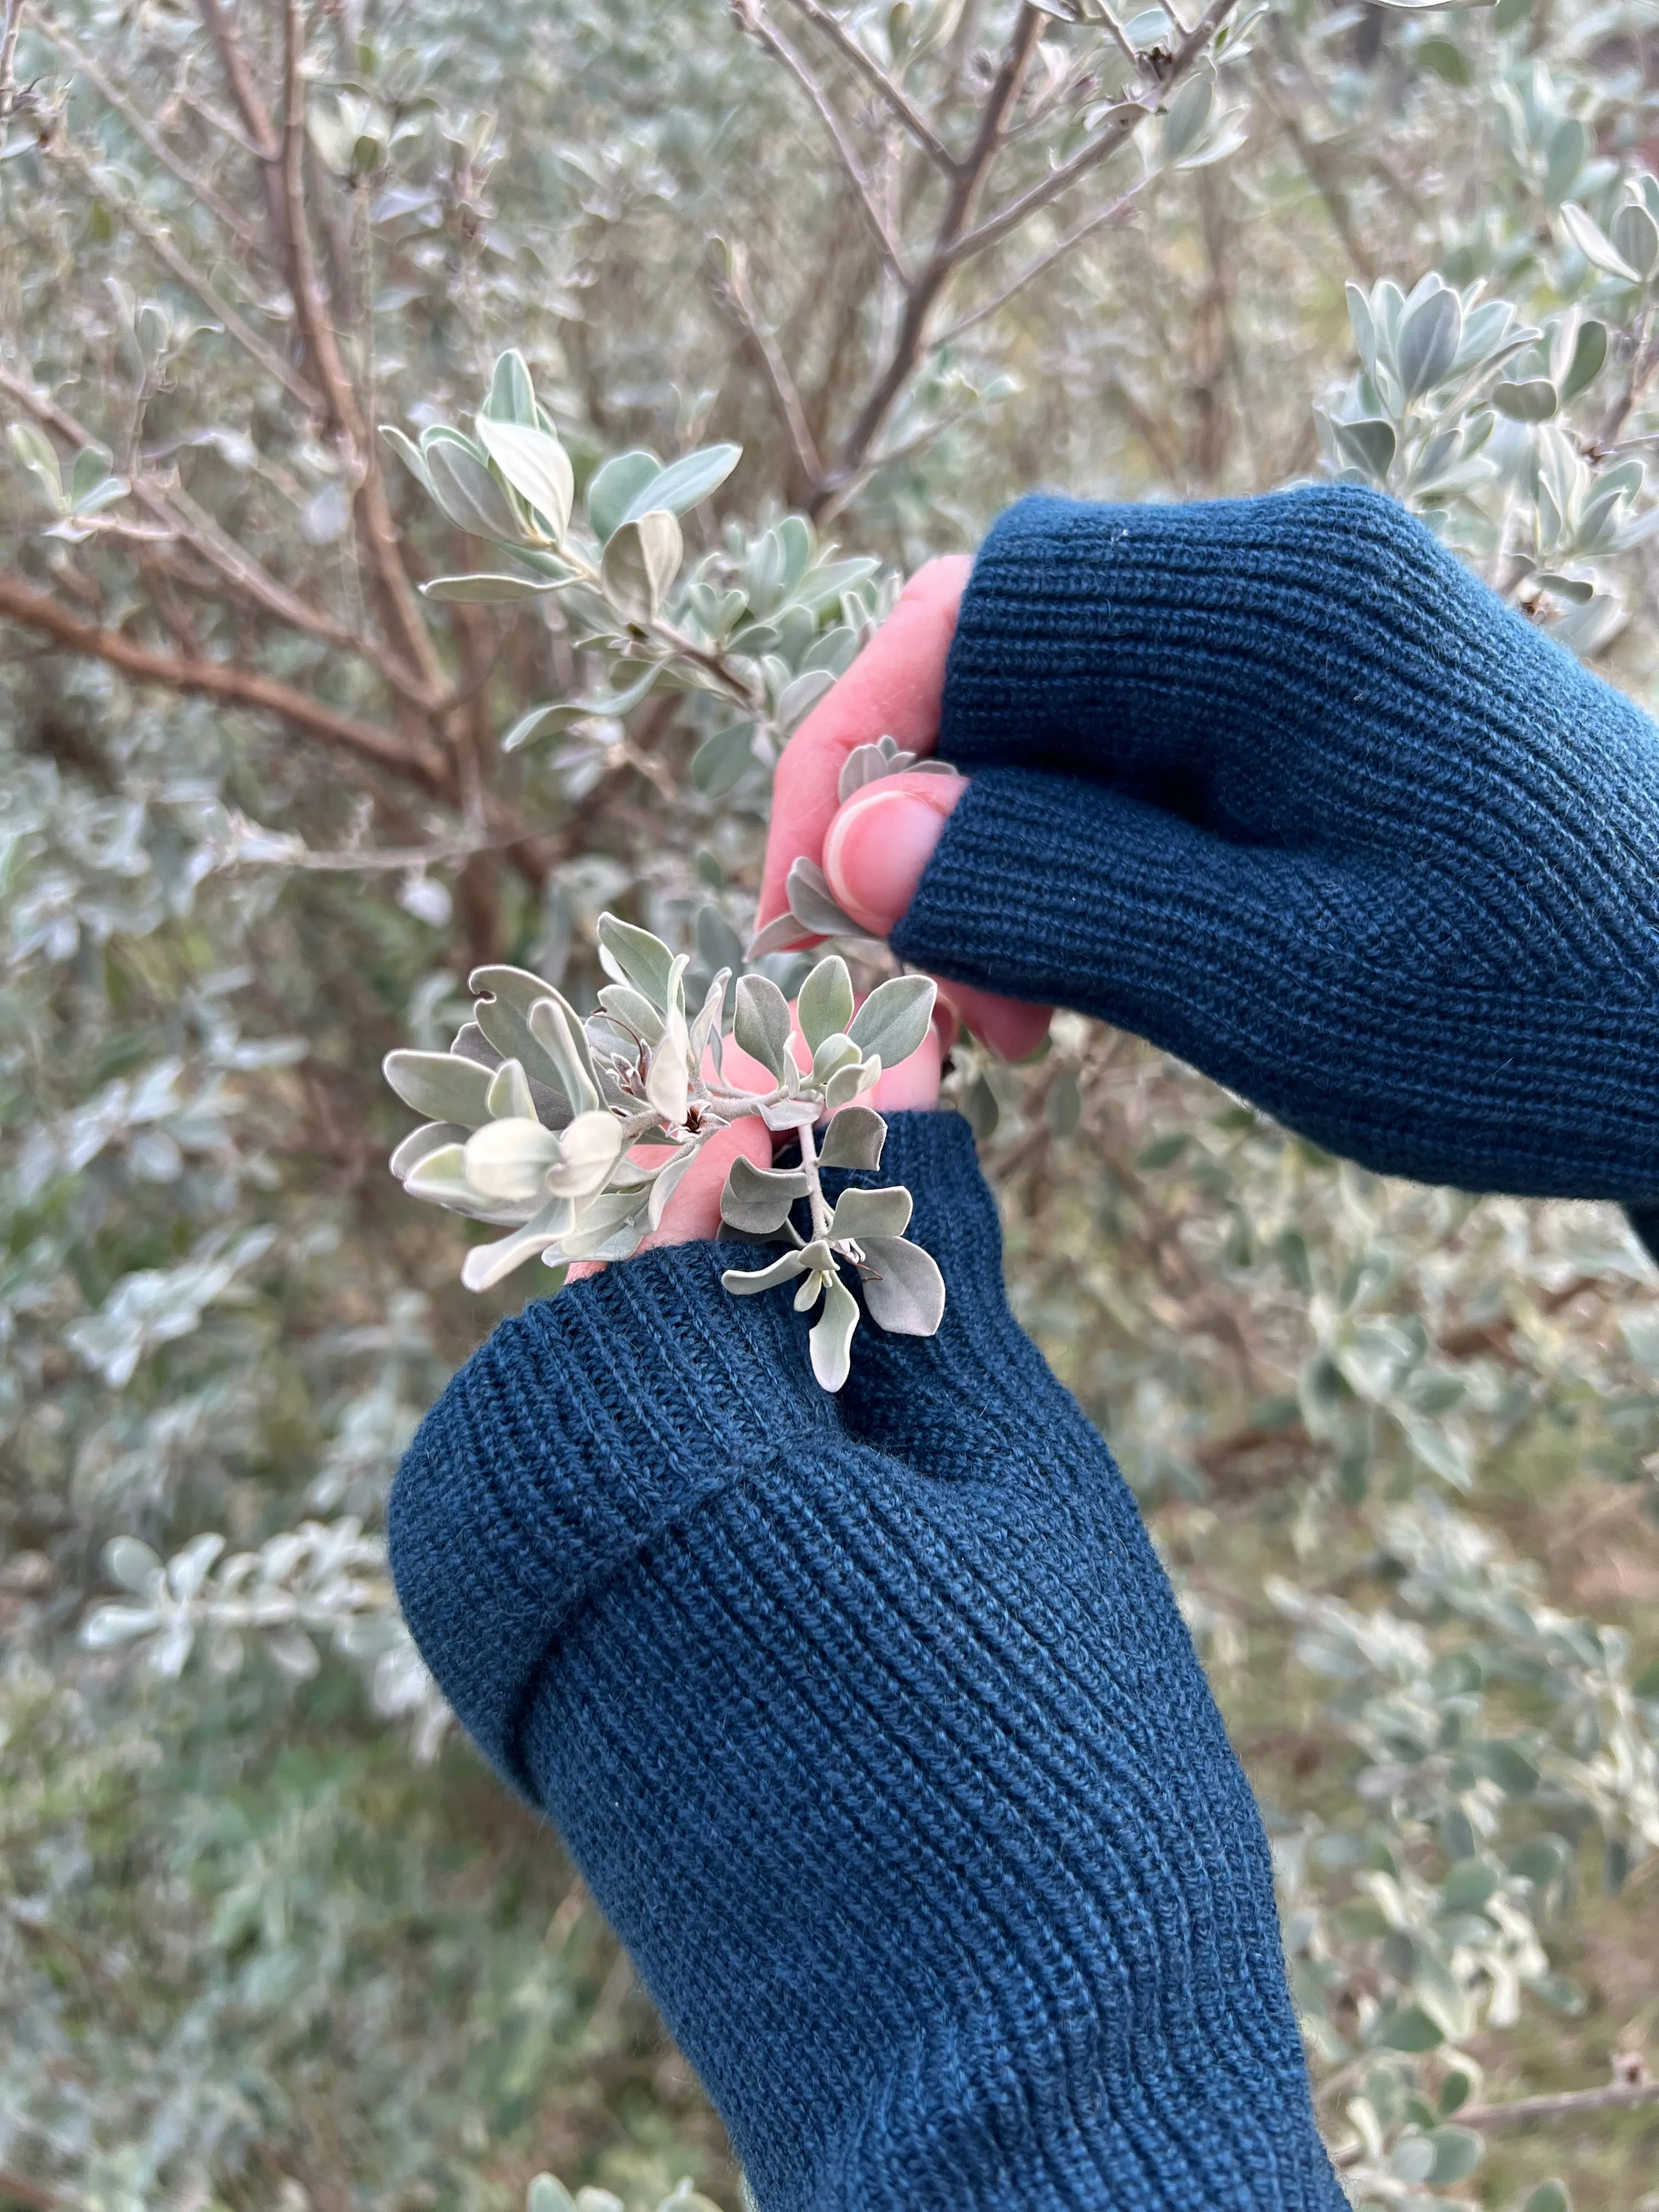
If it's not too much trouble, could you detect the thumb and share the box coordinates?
[823,774,1052,1062]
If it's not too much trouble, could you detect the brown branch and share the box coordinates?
[932,171,1152,346]
[54,139,323,415]
[952,0,1238,266]
[732,1,908,277]
[1260,76,1376,285]
[711,239,825,488]
[777,0,956,171]
[1333,2077,1659,2166]
[0,2168,67,2211]
[0,365,430,707]
[0,574,447,786]
[195,0,287,250]
[280,0,451,709]
[40,23,264,257]
[815,3,1045,511]
[0,0,25,132]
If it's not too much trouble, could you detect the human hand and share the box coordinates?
[566,997,947,1273]
[758,556,1051,1064]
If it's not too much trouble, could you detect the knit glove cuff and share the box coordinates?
[388,1218,851,1795]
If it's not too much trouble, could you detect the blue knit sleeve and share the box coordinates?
[890,487,1659,1208]
[390,1113,1345,2211]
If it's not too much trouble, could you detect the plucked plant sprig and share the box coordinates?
[383,916,944,1390]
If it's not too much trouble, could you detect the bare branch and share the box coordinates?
[710,239,825,487]
[1095,3,1141,68]
[54,137,324,415]
[195,0,287,250]
[932,171,1152,346]
[38,22,265,257]
[0,0,25,132]
[732,0,909,278]
[0,364,433,707]
[953,0,1238,265]
[777,0,956,171]
[279,0,451,707]
[0,573,449,786]
[1333,2075,1659,2168]
[816,3,1045,510]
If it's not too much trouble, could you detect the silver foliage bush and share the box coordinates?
[3,0,1659,2207]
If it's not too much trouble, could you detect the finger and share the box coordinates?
[823,774,1053,1063]
[757,554,971,932]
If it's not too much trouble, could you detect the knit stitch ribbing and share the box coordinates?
[390,1113,1345,2210]
[893,487,1659,1202]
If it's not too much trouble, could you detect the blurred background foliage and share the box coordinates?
[3,1,1659,2207]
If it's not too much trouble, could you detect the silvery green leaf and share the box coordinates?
[696,903,745,979]
[734,972,792,1079]
[762,1096,820,1130]
[597,983,665,1045]
[526,2176,577,2212]
[848,973,935,1067]
[747,911,815,958]
[475,416,575,540]
[785,855,864,937]
[1560,318,1608,400]
[543,1110,624,1198]
[105,1534,165,1597]
[482,348,538,426]
[857,1234,946,1336]
[817,1104,886,1170]
[462,1116,562,1201]
[793,1268,825,1312]
[811,1032,860,1084]
[721,1154,809,1233]
[572,2191,624,2212]
[646,955,691,1124]
[420,426,525,540]
[8,419,64,510]
[838,740,905,800]
[401,1141,477,1208]
[597,913,675,1007]
[1533,572,1595,603]
[809,1271,860,1390]
[1398,284,1462,398]
[1161,71,1213,166]
[689,967,730,1075]
[390,1121,468,1180]
[793,555,878,612]
[527,996,602,1116]
[1345,281,1379,382]
[824,1057,878,1111]
[721,1248,810,1294]
[647,1139,701,1229]
[504,665,665,754]
[830,1184,913,1240]
[601,509,682,624]
[420,572,558,604]
[1559,200,1641,283]
[558,1186,648,1260]
[619,443,741,524]
[1613,201,1659,279]
[804,624,859,678]
[776,668,835,731]
[797,955,854,1051]
[1333,417,1397,478]
[1492,377,1558,421]
[691,720,757,795]
[588,449,662,541]
[379,422,433,496]
[461,1205,569,1291]
[486,1058,538,1122]
[384,1048,495,1127]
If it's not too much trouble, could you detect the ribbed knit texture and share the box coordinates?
[390,1113,1344,2211]
[893,486,1659,1204]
